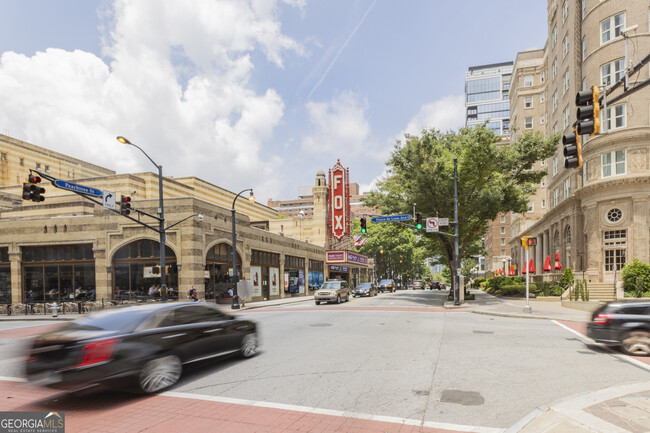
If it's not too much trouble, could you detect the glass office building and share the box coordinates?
[465,62,513,136]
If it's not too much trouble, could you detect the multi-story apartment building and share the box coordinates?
[465,62,514,274]
[509,0,650,298]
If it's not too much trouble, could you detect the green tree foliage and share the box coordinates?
[365,125,558,292]
[351,218,427,282]
[559,268,574,288]
[622,259,650,296]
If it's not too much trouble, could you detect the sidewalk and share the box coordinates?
[0,295,316,321]
[446,289,594,322]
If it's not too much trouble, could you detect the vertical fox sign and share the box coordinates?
[328,160,350,240]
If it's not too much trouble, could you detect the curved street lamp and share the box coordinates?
[117,136,169,302]
[231,188,255,309]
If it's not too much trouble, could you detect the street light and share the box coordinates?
[231,188,255,309]
[117,136,169,302]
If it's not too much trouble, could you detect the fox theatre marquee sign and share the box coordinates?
[328,160,350,240]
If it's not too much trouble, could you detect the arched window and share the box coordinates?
[554,230,560,252]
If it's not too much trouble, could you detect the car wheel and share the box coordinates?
[621,330,650,356]
[336,295,341,304]
[240,332,258,358]
[138,355,182,394]
[315,300,320,305]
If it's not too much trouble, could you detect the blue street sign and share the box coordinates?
[371,214,412,223]
[54,180,103,197]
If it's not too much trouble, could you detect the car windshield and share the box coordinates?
[321,282,341,290]
[355,283,371,289]
[379,280,392,285]
[67,308,153,332]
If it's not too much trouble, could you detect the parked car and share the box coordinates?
[353,282,377,297]
[587,301,650,356]
[315,280,350,305]
[377,279,395,293]
[24,303,258,394]
[429,281,441,290]
[412,280,425,290]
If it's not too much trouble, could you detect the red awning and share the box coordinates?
[522,261,527,274]
[528,258,536,274]
[554,251,563,270]
[543,255,552,272]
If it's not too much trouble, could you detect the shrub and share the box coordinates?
[534,281,563,296]
[559,268,574,288]
[495,284,536,296]
[622,259,650,295]
[472,277,485,289]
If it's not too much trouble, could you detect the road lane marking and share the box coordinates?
[552,320,650,372]
[162,390,505,433]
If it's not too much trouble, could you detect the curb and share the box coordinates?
[470,309,581,321]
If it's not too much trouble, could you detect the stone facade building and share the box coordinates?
[508,0,650,298]
[0,134,327,306]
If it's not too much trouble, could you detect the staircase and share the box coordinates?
[584,282,616,301]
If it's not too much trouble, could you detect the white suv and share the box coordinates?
[315,280,351,305]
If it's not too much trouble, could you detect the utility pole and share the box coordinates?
[454,158,460,305]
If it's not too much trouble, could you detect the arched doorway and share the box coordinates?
[112,239,177,301]
[205,243,241,301]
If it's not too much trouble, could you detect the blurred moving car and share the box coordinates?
[353,282,377,297]
[377,279,395,293]
[315,280,350,305]
[25,303,258,394]
[587,301,650,356]
[412,280,425,290]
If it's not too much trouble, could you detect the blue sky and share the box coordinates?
[0,0,547,203]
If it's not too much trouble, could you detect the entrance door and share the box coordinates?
[262,267,270,300]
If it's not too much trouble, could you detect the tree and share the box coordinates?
[365,125,558,297]
[351,218,427,283]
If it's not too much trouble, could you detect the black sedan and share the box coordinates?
[587,301,650,356]
[353,282,377,297]
[25,302,258,394]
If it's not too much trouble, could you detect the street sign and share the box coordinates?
[439,218,449,226]
[426,217,439,232]
[370,214,411,223]
[54,180,102,197]
[103,191,116,210]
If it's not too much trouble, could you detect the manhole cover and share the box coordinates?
[473,330,494,334]
[413,390,430,396]
[440,390,484,406]
[310,323,333,327]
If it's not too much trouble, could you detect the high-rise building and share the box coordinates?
[465,62,514,136]
[509,0,650,299]
[465,62,514,274]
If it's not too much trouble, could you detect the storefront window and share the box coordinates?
[204,243,241,301]
[251,250,281,300]
[22,244,95,303]
[0,248,10,304]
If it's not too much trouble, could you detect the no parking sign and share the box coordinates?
[426,217,439,232]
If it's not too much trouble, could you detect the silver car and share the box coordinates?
[315,280,350,305]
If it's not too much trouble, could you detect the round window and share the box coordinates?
[607,208,622,223]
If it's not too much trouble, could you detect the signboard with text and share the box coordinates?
[328,160,350,240]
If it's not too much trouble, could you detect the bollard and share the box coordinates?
[52,302,58,317]
[7,304,11,316]
[77,302,82,314]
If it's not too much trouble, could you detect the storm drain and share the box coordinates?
[440,390,484,406]
[310,323,333,327]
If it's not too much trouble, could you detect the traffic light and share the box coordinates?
[360,217,367,233]
[521,237,537,248]
[416,212,422,229]
[120,195,132,215]
[22,174,45,202]
[562,127,582,169]
[575,85,600,136]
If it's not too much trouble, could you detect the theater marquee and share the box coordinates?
[328,160,350,240]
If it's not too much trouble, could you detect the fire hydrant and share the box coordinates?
[51,302,58,318]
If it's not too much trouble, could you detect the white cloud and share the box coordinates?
[402,94,465,136]
[301,91,371,156]
[0,0,304,200]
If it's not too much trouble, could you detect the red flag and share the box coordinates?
[543,255,552,272]
[529,258,536,274]
[554,251,563,270]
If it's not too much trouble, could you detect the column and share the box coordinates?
[9,246,21,304]
[279,255,286,299]
[535,233,543,276]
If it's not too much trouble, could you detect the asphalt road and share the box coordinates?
[0,290,647,432]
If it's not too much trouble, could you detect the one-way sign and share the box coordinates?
[371,214,411,223]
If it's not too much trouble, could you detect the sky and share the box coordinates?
[0,0,548,204]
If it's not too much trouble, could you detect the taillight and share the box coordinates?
[75,339,118,367]
[593,313,614,325]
